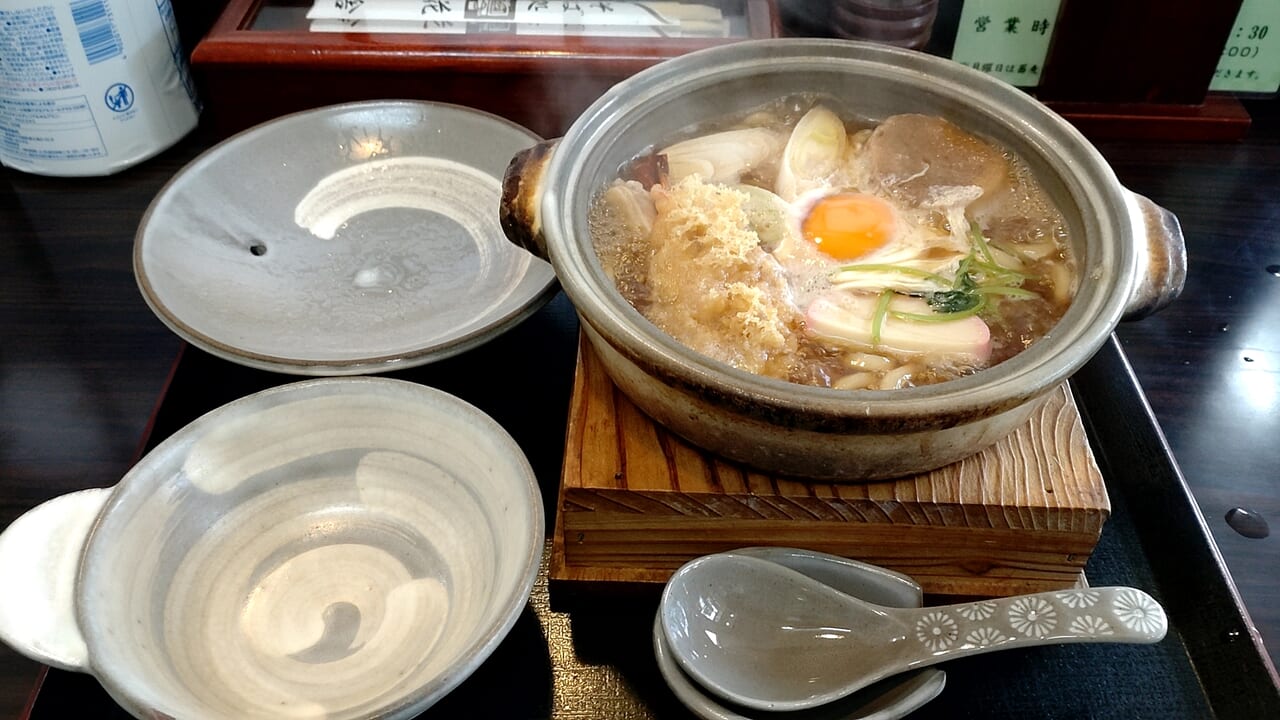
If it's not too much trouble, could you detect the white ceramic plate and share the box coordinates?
[134,101,557,375]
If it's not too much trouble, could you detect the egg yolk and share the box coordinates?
[801,193,897,261]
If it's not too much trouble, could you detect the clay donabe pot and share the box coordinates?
[501,39,1184,481]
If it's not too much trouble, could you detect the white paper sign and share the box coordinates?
[307,1,723,28]
[1211,0,1280,95]
[308,19,728,37]
[949,0,1062,88]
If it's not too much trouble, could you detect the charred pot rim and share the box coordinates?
[499,140,555,261]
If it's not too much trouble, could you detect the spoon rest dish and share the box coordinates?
[662,552,1167,712]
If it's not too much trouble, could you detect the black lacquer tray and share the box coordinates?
[23,295,1280,719]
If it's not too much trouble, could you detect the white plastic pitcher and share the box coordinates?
[0,0,200,176]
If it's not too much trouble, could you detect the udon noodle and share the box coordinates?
[587,95,1077,390]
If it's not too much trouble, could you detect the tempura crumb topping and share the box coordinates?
[645,176,802,378]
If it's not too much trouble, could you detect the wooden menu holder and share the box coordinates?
[778,0,1255,141]
[189,0,780,140]
[183,0,1253,142]
[549,336,1110,599]
[1035,0,1253,141]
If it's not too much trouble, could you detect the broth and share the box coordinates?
[588,95,1077,390]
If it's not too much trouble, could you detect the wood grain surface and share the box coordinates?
[553,338,1108,597]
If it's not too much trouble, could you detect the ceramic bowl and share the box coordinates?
[0,378,543,720]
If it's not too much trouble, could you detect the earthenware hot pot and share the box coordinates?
[501,39,1184,481]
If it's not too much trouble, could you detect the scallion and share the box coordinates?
[870,289,894,345]
[834,264,952,286]
[976,285,1039,299]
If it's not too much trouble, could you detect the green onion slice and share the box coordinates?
[870,289,894,345]
[976,285,1039,299]
[969,222,997,265]
[833,263,953,286]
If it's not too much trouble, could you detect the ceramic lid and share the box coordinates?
[135,100,557,375]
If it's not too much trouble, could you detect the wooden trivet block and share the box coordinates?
[550,336,1110,598]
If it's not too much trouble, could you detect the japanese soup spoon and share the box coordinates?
[660,552,1168,713]
[653,546,946,720]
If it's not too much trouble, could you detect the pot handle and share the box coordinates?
[499,138,560,262]
[1122,191,1187,321]
[0,487,111,671]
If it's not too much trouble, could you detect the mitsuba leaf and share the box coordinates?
[926,273,981,314]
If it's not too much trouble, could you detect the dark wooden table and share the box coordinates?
[1101,97,1280,672]
[2,99,1278,717]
